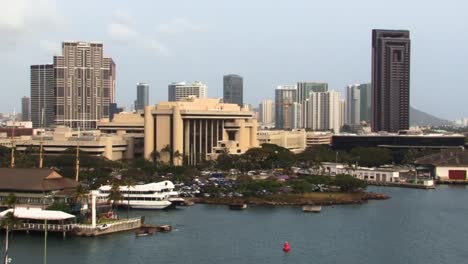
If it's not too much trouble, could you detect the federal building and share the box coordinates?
[144,97,258,165]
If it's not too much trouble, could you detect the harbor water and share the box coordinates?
[5,185,468,264]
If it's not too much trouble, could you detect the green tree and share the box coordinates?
[349,147,392,167]
[334,174,367,192]
[1,193,18,264]
[160,145,173,165]
[122,177,136,219]
[108,181,123,219]
[289,179,312,193]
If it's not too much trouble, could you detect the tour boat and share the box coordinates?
[96,182,176,209]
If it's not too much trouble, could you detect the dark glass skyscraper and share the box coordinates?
[296,82,328,103]
[371,29,410,132]
[21,96,30,121]
[30,64,55,128]
[223,74,243,106]
[135,82,149,111]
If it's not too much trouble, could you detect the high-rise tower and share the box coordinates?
[168,81,207,102]
[53,41,115,129]
[30,64,55,128]
[275,85,297,129]
[21,96,30,122]
[135,83,149,112]
[223,74,243,106]
[371,29,410,132]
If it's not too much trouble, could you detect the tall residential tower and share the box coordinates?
[371,29,410,132]
[30,64,55,128]
[53,41,116,129]
[275,85,297,129]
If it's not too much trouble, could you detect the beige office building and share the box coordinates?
[257,129,332,153]
[144,97,258,165]
[168,81,207,102]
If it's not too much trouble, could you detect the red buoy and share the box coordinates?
[283,241,290,252]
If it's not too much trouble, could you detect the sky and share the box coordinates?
[0,0,467,120]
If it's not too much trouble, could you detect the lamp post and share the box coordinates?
[42,195,51,264]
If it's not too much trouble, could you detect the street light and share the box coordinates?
[42,195,52,264]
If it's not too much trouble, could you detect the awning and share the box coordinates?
[0,207,75,221]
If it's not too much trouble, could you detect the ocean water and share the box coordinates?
[5,185,468,264]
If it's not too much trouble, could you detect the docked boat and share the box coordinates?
[302,205,322,213]
[97,182,173,210]
[135,225,157,236]
[229,204,247,210]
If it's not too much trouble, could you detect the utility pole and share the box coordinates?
[39,109,44,168]
[75,127,80,182]
[10,109,16,168]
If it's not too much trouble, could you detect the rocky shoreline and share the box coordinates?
[189,192,389,206]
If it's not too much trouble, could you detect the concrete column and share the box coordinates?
[144,105,154,160]
[125,137,134,159]
[91,191,98,228]
[250,119,259,147]
[104,137,113,160]
[172,106,183,166]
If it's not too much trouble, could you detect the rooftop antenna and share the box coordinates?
[75,126,80,182]
[10,108,16,168]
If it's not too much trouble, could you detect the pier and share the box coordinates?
[73,218,142,236]
[367,181,435,189]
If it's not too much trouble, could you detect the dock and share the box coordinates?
[73,218,142,236]
[367,181,435,189]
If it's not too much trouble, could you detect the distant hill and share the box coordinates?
[410,106,451,127]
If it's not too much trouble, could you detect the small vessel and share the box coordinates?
[97,224,111,231]
[283,241,290,252]
[156,225,172,232]
[302,205,322,213]
[135,226,157,237]
[229,204,247,210]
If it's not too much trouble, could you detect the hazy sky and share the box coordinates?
[1,0,467,120]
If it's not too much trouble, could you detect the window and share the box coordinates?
[393,50,402,62]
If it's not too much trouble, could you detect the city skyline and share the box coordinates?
[1,0,467,120]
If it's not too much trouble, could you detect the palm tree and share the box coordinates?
[107,181,123,219]
[72,184,87,213]
[173,150,183,166]
[121,177,136,219]
[161,145,172,165]
[1,193,18,264]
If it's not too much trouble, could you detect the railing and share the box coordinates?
[15,223,75,232]
[74,218,141,231]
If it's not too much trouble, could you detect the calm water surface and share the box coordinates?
[6,185,468,264]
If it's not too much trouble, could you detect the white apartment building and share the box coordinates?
[168,81,208,102]
[259,99,274,127]
[346,84,361,126]
[303,90,342,133]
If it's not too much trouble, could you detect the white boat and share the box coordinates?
[96,181,186,209]
[97,182,173,210]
